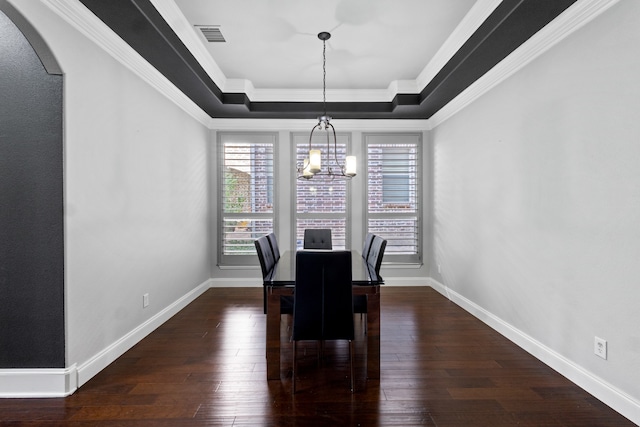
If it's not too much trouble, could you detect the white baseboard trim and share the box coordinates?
[0,364,77,398]
[0,279,213,398]
[382,277,431,287]
[427,278,640,425]
[210,277,261,287]
[75,278,213,387]
[209,276,431,288]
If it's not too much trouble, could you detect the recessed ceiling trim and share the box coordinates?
[429,0,620,128]
[209,118,432,132]
[44,0,211,125]
[416,0,502,90]
[149,0,228,89]
[149,0,494,102]
[57,0,614,123]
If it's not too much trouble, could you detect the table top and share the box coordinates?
[265,250,383,286]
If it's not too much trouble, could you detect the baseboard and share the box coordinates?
[209,276,431,288]
[427,278,640,425]
[0,364,77,398]
[210,277,261,287]
[382,277,431,286]
[75,278,213,387]
[0,279,213,398]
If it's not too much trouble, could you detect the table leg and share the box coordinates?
[266,290,281,380]
[366,291,380,379]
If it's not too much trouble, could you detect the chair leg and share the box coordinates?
[349,340,354,393]
[292,341,297,394]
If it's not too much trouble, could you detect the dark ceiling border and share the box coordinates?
[79,0,576,120]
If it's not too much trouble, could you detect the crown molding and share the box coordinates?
[209,118,431,132]
[429,0,620,128]
[416,0,502,90]
[43,0,211,126]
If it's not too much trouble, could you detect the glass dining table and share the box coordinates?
[264,249,384,380]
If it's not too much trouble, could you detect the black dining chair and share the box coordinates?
[303,229,332,249]
[266,232,280,261]
[292,250,354,393]
[367,235,387,277]
[254,235,275,279]
[255,234,292,315]
[354,235,387,330]
[362,232,374,261]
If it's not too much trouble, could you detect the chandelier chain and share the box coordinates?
[322,38,327,117]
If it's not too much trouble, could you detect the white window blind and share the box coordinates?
[218,133,275,266]
[366,133,421,263]
[294,132,351,250]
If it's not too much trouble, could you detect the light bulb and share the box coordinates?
[309,149,321,174]
[345,155,357,177]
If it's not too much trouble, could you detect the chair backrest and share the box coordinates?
[367,235,387,275]
[303,229,332,249]
[254,235,276,279]
[266,232,280,261]
[293,250,354,341]
[362,233,374,260]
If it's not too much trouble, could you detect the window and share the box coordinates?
[366,133,421,264]
[382,149,411,204]
[218,133,275,266]
[294,132,351,250]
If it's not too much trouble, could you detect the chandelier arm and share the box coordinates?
[326,123,331,173]
[328,122,344,172]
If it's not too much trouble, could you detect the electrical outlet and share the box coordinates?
[437,264,441,274]
[143,293,149,308]
[594,336,607,360]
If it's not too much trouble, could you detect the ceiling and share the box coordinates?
[173,0,477,91]
[78,0,577,120]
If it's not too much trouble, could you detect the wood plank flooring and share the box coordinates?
[0,287,634,426]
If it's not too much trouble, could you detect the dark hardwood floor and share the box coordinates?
[0,287,634,426]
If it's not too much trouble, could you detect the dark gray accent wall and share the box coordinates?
[0,9,65,368]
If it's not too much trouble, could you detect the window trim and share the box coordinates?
[364,132,422,265]
[217,132,278,267]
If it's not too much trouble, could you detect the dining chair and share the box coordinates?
[355,235,387,332]
[362,232,374,261]
[354,232,372,319]
[367,235,387,277]
[255,235,292,315]
[254,235,275,279]
[266,232,280,261]
[292,250,354,393]
[303,228,332,249]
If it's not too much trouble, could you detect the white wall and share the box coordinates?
[11,0,211,383]
[431,0,640,420]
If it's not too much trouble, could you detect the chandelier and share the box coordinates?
[297,32,356,180]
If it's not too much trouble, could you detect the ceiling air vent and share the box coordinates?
[196,26,226,43]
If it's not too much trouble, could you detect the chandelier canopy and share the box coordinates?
[297,32,356,180]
